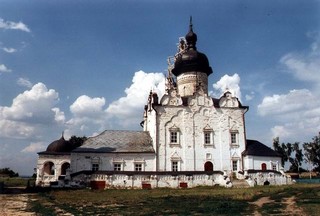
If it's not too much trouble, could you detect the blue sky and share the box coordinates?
[0,0,319,175]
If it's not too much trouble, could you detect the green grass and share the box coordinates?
[26,184,320,215]
[0,177,35,187]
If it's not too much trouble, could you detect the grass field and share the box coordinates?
[0,177,35,187]
[25,184,320,215]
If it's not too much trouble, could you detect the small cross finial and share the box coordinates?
[189,16,193,31]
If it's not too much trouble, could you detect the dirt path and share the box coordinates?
[250,196,275,216]
[282,196,306,216]
[250,195,307,216]
[0,194,35,216]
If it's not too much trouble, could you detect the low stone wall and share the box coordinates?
[244,170,292,186]
[71,171,232,189]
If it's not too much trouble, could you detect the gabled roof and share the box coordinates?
[72,130,155,153]
[242,139,281,157]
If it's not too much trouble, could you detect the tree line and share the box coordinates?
[273,133,320,173]
[0,167,19,177]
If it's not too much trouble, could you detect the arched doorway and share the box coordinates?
[204,161,213,171]
[261,163,267,171]
[60,162,70,175]
[43,162,55,175]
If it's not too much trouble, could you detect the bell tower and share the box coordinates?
[171,17,213,97]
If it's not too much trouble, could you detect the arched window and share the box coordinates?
[204,161,213,171]
[60,162,70,175]
[43,162,55,175]
[261,163,267,171]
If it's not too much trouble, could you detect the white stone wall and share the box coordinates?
[36,154,70,186]
[245,172,292,186]
[243,155,281,171]
[148,95,246,173]
[73,172,231,189]
[70,153,156,173]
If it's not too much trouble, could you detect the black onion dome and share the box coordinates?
[172,18,212,77]
[46,135,71,153]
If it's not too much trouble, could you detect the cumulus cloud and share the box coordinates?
[1,83,59,121]
[70,95,106,118]
[52,107,65,124]
[257,89,315,116]
[65,95,108,136]
[0,18,31,32]
[0,64,12,73]
[280,31,320,84]
[0,83,63,139]
[17,77,33,88]
[106,70,165,126]
[0,120,35,139]
[258,34,320,141]
[21,142,46,153]
[212,73,242,101]
[64,71,165,135]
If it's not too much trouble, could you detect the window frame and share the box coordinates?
[134,163,143,172]
[232,160,238,172]
[170,131,178,143]
[169,125,180,146]
[204,131,211,144]
[92,163,99,171]
[113,163,122,171]
[230,130,239,147]
[172,161,178,172]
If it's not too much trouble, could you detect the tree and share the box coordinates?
[288,142,304,173]
[68,135,87,148]
[0,167,19,177]
[273,137,292,167]
[303,133,320,172]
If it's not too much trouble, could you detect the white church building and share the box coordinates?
[36,20,291,188]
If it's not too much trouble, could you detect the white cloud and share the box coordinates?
[65,71,165,135]
[280,32,320,85]
[0,83,62,139]
[21,142,46,153]
[70,95,106,118]
[258,34,320,141]
[212,73,242,101]
[0,83,59,121]
[17,77,33,88]
[0,119,35,139]
[52,107,65,124]
[0,18,31,32]
[0,64,12,73]
[106,70,165,126]
[271,125,292,140]
[2,47,17,53]
[245,92,255,101]
[257,89,315,117]
[65,95,108,136]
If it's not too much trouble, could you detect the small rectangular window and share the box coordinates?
[170,131,178,143]
[92,163,99,171]
[172,161,178,172]
[272,164,277,171]
[114,163,121,171]
[232,161,237,172]
[135,163,142,171]
[204,132,211,144]
[231,133,237,144]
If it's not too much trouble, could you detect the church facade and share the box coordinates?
[36,21,291,188]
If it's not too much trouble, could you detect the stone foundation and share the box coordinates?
[70,171,233,189]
